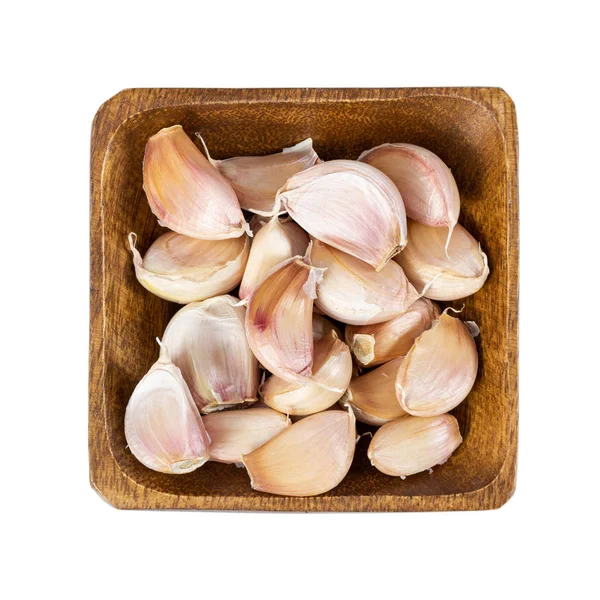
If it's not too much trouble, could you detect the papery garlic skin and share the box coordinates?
[345,298,440,367]
[201,137,319,216]
[242,408,356,496]
[245,254,325,385]
[359,143,460,250]
[395,220,489,301]
[367,414,462,478]
[396,311,478,417]
[124,340,211,474]
[310,239,420,326]
[278,160,407,271]
[143,125,248,240]
[341,357,407,426]
[239,216,309,300]
[128,231,249,304]
[203,407,290,464]
[261,330,352,416]
[162,295,259,413]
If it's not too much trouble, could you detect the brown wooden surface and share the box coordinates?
[89,88,519,511]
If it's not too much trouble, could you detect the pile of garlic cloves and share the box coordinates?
[125,125,488,495]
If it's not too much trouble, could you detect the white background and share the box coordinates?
[2,1,598,598]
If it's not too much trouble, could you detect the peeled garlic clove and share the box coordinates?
[359,143,460,251]
[278,160,407,271]
[143,125,248,240]
[312,314,343,342]
[242,408,356,496]
[162,295,259,413]
[239,216,309,300]
[200,137,319,216]
[396,310,478,417]
[261,330,352,416]
[124,340,211,474]
[395,220,489,301]
[245,253,325,385]
[128,231,249,304]
[345,298,440,367]
[310,239,420,326]
[341,357,408,426]
[203,407,290,464]
[368,414,462,478]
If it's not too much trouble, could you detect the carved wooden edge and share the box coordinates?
[89,88,518,511]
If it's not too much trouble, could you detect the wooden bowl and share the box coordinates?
[89,88,518,511]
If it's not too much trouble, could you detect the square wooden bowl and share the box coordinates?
[89,88,518,511]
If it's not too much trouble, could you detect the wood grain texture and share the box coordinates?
[89,88,519,511]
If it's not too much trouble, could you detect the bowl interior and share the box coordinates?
[100,94,509,500]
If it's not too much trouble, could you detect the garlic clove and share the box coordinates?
[239,216,309,300]
[162,295,260,413]
[261,330,352,416]
[200,137,319,216]
[310,239,420,326]
[242,408,356,496]
[245,252,325,385]
[277,159,407,271]
[128,231,249,304]
[340,357,407,426]
[124,339,211,474]
[395,220,489,301]
[396,310,479,417]
[367,414,462,478]
[359,143,460,252]
[345,298,440,367]
[312,314,343,342]
[143,125,248,240]
[202,407,290,464]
